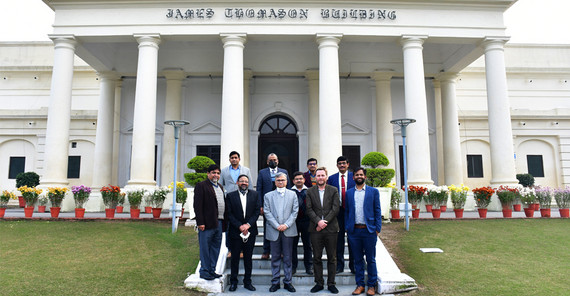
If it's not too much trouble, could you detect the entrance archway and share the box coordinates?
[258,114,299,177]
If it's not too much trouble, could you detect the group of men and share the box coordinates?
[193,152,382,295]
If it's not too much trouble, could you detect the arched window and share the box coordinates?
[259,115,297,135]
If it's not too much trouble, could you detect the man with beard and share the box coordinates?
[226,174,260,292]
[193,164,225,280]
[344,167,382,296]
[257,153,291,260]
[306,167,340,294]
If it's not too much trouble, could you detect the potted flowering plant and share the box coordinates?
[426,185,448,218]
[72,185,91,218]
[151,186,170,218]
[143,190,153,214]
[387,183,401,219]
[553,187,570,218]
[495,185,519,218]
[472,186,494,218]
[101,185,121,218]
[15,172,40,208]
[125,188,145,218]
[449,184,469,218]
[18,186,42,218]
[116,193,126,213]
[519,187,536,218]
[37,195,48,213]
[169,181,188,218]
[47,187,68,218]
[407,185,427,218]
[534,186,552,218]
[0,190,17,218]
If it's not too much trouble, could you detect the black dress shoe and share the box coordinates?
[213,273,223,278]
[244,283,256,291]
[336,267,343,274]
[328,285,339,294]
[306,268,314,275]
[310,284,324,293]
[228,283,237,292]
[199,274,215,280]
[269,284,280,292]
[284,283,296,292]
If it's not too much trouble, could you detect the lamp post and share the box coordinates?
[164,120,190,233]
[390,118,415,231]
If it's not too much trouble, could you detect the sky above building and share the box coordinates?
[0,0,569,44]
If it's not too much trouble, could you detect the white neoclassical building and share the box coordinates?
[1,0,569,210]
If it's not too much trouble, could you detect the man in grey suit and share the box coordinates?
[264,172,299,293]
[220,151,253,193]
[306,167,340,294]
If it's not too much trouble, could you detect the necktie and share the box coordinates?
[341,174,346,208]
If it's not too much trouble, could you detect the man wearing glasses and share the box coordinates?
[263,172,299,293]
[303,158,318,188]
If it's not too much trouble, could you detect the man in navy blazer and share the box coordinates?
[256,153,291,259]
[226,174,260,292]
[326,156,355,274]
[344,167,382,296]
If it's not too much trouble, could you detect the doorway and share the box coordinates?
[258,114,299,177]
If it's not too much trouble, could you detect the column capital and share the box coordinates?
[305,69,319,80]
[480,36,510,52]
[220,33,247,48]
[134,34,161,49]
[96,71,120,81]
[435,72,459,83]
[244,68,253,80]
[316,34,342,49]
[400,35,427,49]
[371,71,394,82]
[162,69,186,81]
[49,35,77,50]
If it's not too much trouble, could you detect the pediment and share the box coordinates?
[341,121,369,135]
[188,121,221,134]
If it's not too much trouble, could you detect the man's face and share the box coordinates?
[353,169,366,185]
[275,176,287,188]
[207,169,221,182]
[293,175,305,188]
[230,154,240,166]
[315,169,328,186]
[307,160,317,173]
[337,160,349,174]
[267,155,278,166]
[237,176,249,191]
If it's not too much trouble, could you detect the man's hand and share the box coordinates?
[277,224,288,232]
[317,220,328,230]
[198,225,205,231]
[239,223,250,233]
[260,207,264,215]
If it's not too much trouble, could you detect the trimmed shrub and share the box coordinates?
[516,173,535,188]
[185,156,215,186]
[15,172,40,188]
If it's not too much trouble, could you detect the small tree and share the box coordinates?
[361,152,395,187]
[516,173,535,187]
[184,156,215,187]
[15,172,40,188]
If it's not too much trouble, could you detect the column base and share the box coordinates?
[39,179,70,188]
[407,179,434,186]
[126,179,157,187]
[490,178,519,186]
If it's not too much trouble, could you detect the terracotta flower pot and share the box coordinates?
[440,205,447,212]
[116,206,124,213]
[24,206,34,218]
[539,208,551,218]
[524,207,534,218]
[75,208,85,218]
[38,205,47,213]
[502,209,512,218]
[477,208,488,219]
[390,209,400,219]
[50,207,61,218]
[152,207,162,219]
[559,208,569,218]
[130,208,140,219]
[533,203,540,211]
[105,208,115,218]
[18,196,26,208]
[431,208,441,218]
[454,208,464,218]
[412,208,420,219]
[425,204,433,213]
[144,206,152,214]
[0,207,6,218]
[513,204,522,212]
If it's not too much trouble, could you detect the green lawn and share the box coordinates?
[382,219,570,296]
[0,221,202,296]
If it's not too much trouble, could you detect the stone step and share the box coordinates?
[226,268,357,286]
[215,284,378,296]
[226,254,351,270]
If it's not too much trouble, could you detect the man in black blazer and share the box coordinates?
[226,174,260,292]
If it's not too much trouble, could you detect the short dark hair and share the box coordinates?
[337,156,348,163]
[237,174,249,181]
[229,151,240,158]
[353,167,366,175]
[306,158,317,165]
[292,171,304,178]
[207,164,220,173]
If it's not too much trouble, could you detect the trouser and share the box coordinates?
[270,232,294,285]
[229,235,256,285]
[348,228,378,288]
[198,221,222,277]
[310,231,337,286]
[292,219,313,271]
[337,208,354,272]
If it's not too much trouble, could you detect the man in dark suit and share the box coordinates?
[290,171,313,275]
[345,167,382,296]
[256,153,291,259]
[303,158,318,187]
[226,174,260,292]
[326,156,356,274]
[306,167,340,294]
[193,164,225,280]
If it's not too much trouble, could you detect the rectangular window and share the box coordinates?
[467,154,483,178]
[527,155,544,177]
[9,157,25,179]
[197,145,221,166]
[342,145,361,172]
[67,156,81,179]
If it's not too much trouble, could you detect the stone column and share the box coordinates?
[127,34,161,187]
[305,69,320,161]
[432,80,445,184]
[482,38,518,185]
[371,72,396,173]
[438,73,464,186]
[160,69,185,186]
[220,34,246,169]
[41,36,77,187]
[111,79,122,185]
[316,34,343,173]
[400,35,433,185]
[243,69,253,167]
[92,72,119,188]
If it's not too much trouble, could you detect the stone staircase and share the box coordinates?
[184,219,417,295]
